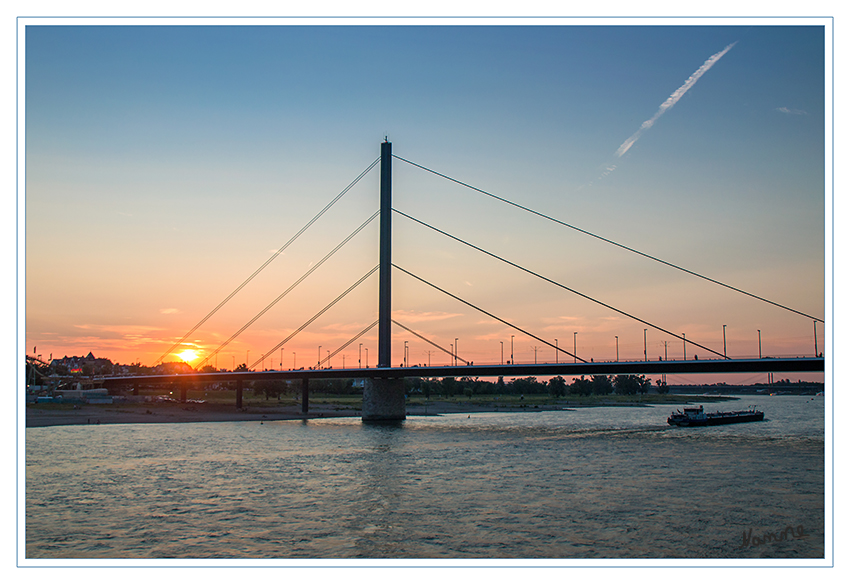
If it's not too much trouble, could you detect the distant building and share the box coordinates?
[50,352,113,375]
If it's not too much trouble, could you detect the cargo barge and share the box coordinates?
[667,405,764,426]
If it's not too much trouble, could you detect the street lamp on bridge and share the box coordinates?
[814,320,818,357]
[573,332,577,363]
[615,336,619,362]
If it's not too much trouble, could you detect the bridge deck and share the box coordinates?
[99,357,824,387]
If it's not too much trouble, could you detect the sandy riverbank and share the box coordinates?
[26,394,724,428]
[25,400,583,428]
[26,402,349,428]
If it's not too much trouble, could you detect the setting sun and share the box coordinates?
[176,349,199,363]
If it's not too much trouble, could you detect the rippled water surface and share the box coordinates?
[25,396,825,560]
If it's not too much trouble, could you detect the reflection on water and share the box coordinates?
[25,396,825,560]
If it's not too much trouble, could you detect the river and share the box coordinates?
[24,395,826,562]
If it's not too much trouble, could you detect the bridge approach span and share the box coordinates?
[99,357,824,388]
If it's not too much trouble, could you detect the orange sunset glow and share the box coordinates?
[18,18,836,569]
[22,23,827,387]
[175,349,200,363]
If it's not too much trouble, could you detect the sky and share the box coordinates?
[22,21,828,383]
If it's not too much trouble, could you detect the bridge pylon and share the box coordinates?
[362,139,406,421]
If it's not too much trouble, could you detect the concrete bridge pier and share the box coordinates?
[301,378,309,414]
[236,379,243,409]
[362,377,406,421]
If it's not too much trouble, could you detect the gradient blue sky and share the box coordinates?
[23,22,827,382]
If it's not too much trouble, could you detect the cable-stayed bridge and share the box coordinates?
[101,141,825,420]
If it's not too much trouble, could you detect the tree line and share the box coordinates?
[230,374,665,401]
[405,374,663,398]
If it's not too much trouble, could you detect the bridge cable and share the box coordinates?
[251,265,380,370]
[156,157,380,365]
[196,211,380,369]
[394,208,727,360]
[393,155,823,324]
[392,319,469,365]
[393,263,586,363]
[318,319,379,369]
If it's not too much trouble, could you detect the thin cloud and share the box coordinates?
[580,164,617,190]
[58,324,165,350]
[160,308,181,314]
[541,315,627,334]
[776,107,807,115]
[97,324,163,337]
[318,321,379,333]
[392,310,462,323]
[615,42,737,158]
[602,164,617,176]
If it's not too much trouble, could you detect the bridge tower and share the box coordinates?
[362,140,406,421]
[378,139,393,368]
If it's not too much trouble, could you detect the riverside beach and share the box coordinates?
[25,394,731,428]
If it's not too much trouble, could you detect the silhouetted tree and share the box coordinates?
[442,377,457,396]
[405,377,422,394]
[254,379,288,400]
[548,375,567,397]
[509,377,546,395]
[421,378,434,398]
[570,376,592,396]
[592,375,613,395]
[613,374,651,395]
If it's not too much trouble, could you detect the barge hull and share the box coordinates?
[668,412,764,427]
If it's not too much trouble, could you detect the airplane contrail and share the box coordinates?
[615,41,737,158]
